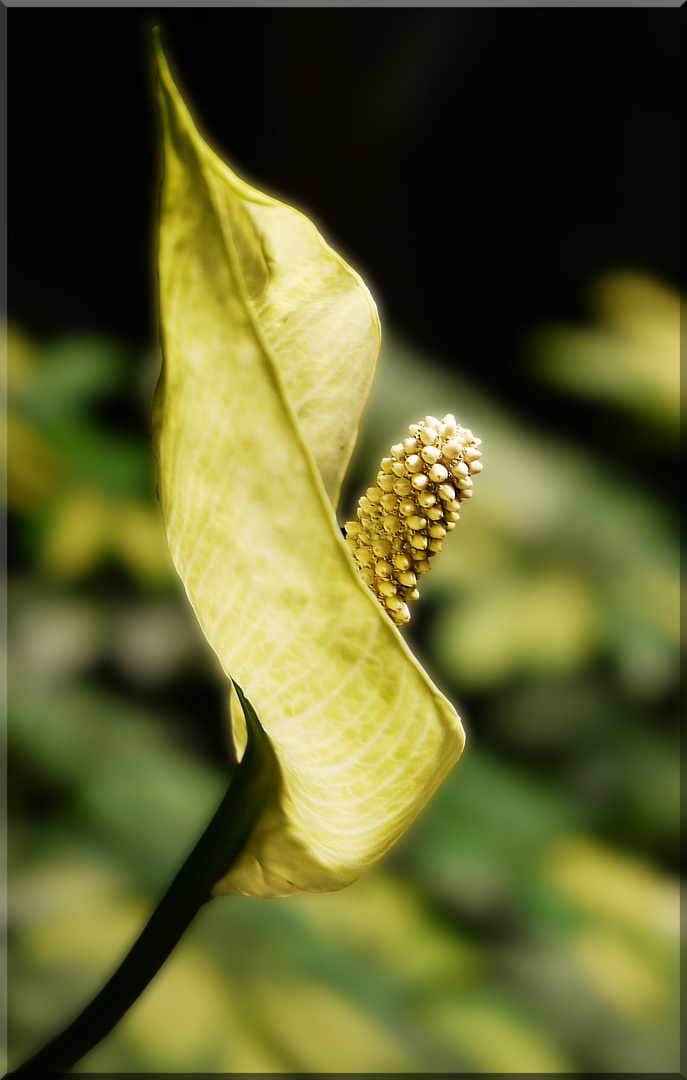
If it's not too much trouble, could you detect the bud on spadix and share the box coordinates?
[345,415,482,627]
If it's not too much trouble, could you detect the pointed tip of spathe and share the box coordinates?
[152,25,168,73]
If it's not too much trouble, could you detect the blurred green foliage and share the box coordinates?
[5,269,680,1072]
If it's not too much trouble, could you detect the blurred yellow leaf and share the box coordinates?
[294,869,478,987]
[121,947,233,1068]
[241,979,421,1072]
[5,413,61,511]
[154,39,465,897]
[530,271,680,434]
[593,272,679,358]
[431,568,600,688]
[422,997,573,1072]
[36,487,176,586]
[570,927,667,1020]
[545,836,679,942]
[39,488,111,580]
[5,322,38,389]
[24,892,144,970]
[112,501,176,587]
[9,858,127,931]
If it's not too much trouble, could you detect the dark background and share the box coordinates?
[9,8,680,443]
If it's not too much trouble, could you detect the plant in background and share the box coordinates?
[10,31,481,1073]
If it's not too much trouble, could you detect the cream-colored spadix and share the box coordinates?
[154,35,465,898]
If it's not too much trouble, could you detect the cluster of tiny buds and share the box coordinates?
[344,414,482,627]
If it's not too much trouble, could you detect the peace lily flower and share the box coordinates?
[154,38,481,900]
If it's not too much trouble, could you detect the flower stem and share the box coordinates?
[10,683,273,1074]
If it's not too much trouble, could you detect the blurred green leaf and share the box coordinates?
[526,272,680,440]
[399,746,582,907]
[9,681,226,886]
[9,332,131,426]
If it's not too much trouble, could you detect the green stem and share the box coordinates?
[10,683,274,1075]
